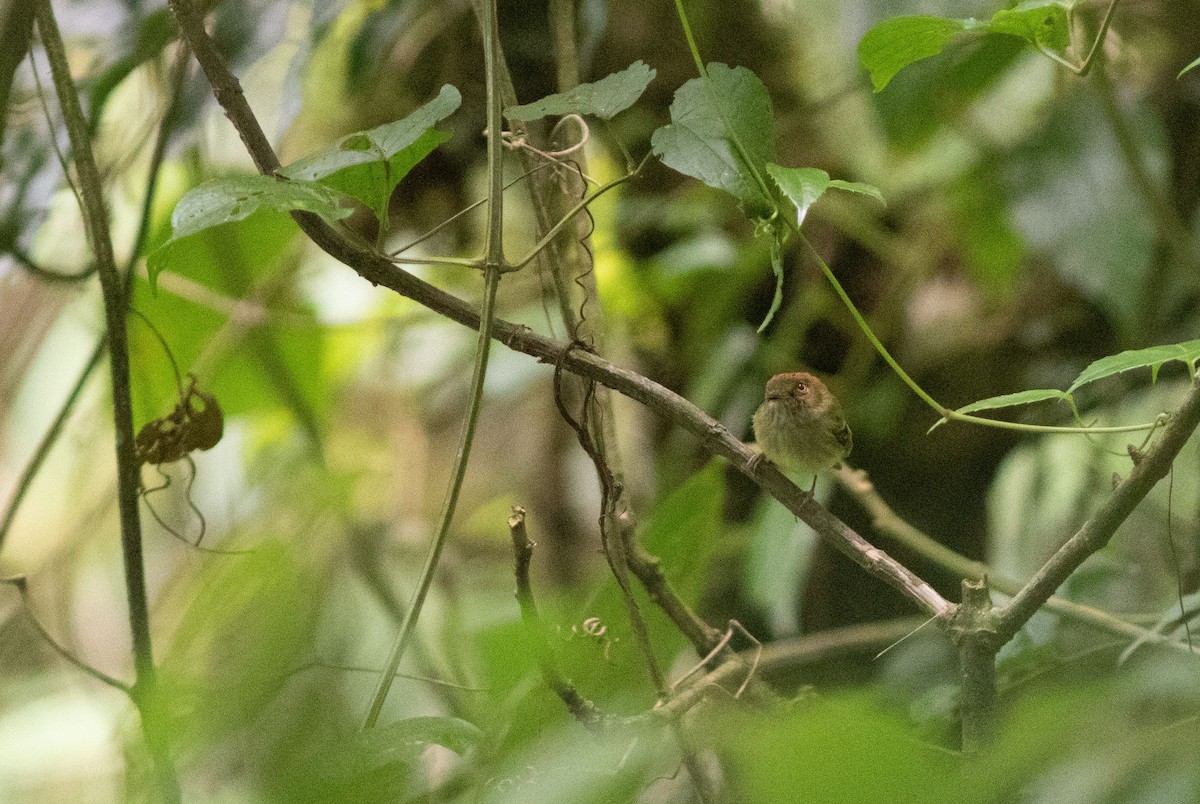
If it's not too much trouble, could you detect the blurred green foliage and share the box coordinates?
[3,0,1200,800]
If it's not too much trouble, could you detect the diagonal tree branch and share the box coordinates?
[167,0,952,621]
[995,376,1200,643]
[835,464,1200,654]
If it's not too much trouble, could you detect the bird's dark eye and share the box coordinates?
[795,382,807,393]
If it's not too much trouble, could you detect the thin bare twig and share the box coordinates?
[509,507,605,729]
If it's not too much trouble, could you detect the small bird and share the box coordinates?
[750,372,852,491]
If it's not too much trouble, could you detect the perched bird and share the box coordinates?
[751,372,852,491]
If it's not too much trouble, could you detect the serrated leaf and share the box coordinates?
[857,16,969,92]
[168,175,352,239]
[147,176,353,290]
[1067,340,1200,393]
[1179,54,1200,79]
[280,85,460,182]
[651,63,777,217]
[279,84,460,223]
[956,388,1071,415]
[505,61,655,121]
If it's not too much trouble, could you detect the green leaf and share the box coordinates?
[955,388,1072,415]
[827,179,886,205]
[766,165,886,228]
[147,175,352,290]
[166,175,351,241]
[1179,54,1200,79]
[858,3,1068,93]
[651,63,777,217]
[989,1,1070,51]
[279,84,461,224]
[505,61,656,121]
[766,165,829,226]
[1067,340,1200,393]
[857,16,970,92]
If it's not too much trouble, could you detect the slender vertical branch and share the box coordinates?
[30,0,177,798]
[481,0,505,270]
[362,0,507,729]
[32,0,149,710]
[362,269,500,729]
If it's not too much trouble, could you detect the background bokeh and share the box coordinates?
[3,0,1200,800]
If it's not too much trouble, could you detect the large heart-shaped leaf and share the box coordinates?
[651,63,777,217]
